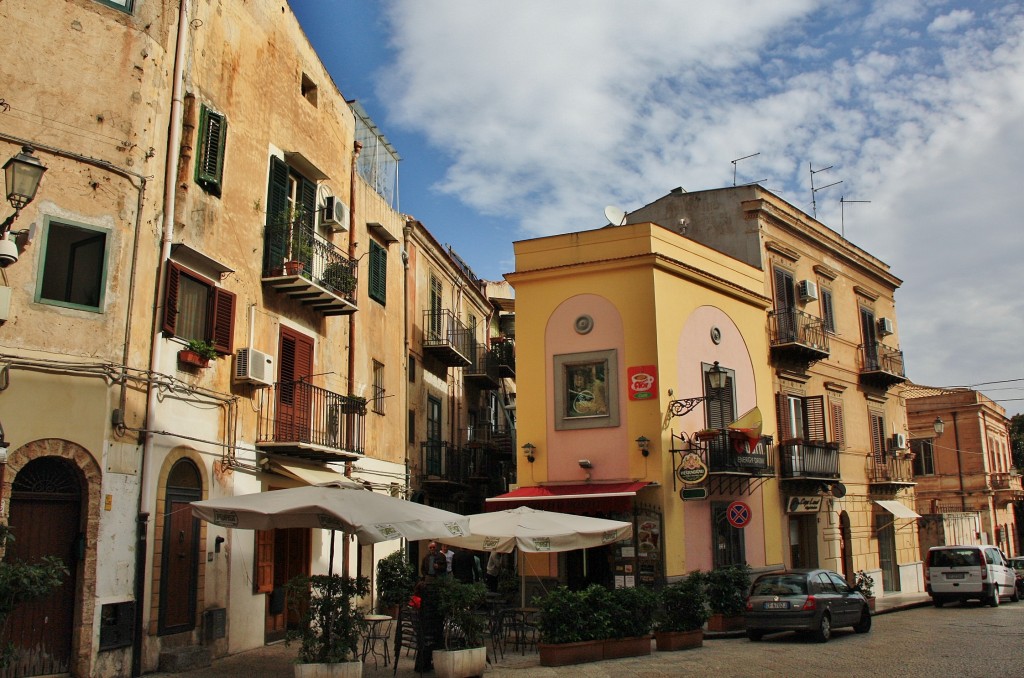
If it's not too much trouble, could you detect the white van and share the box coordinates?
[925,545,1018,607]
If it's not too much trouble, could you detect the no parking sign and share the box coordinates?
[726,500,751,529]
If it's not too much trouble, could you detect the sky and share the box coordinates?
[289,0,1024,416]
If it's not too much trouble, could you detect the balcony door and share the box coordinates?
[276,326,314,442]
[860,307,879,369]
[426,396,442,475]
[773,266,797,342]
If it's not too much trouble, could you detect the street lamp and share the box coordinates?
[0,147,46,267]
[522,442,536,464]
[933,417,945,435]
[636,435,650,457]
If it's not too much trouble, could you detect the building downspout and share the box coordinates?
[134,0,190,674]
[342,141,362,576]
[952,410,966,512]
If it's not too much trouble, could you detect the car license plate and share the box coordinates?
[763,601,790,610]
[946,573,966,579]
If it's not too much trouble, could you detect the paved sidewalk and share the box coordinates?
[145,592,931,678]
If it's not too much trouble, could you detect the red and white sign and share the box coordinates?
[726,501,751,529]
[627,365,658,401]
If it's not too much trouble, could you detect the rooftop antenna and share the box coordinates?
[604,205,627,226]
[839,196,871,239]
[731,152,760,187]
[809,162,842,219]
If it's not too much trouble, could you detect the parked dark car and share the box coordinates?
[744,569,872,642]
[1009,557,1024,597]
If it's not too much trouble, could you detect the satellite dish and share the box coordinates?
[831,482,847,499]
[604,205,627,226]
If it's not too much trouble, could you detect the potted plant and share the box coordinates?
[654,570,709,651]
[375,550,415,617]
[603,585,657,658]
[431,577,488,678]
[705,563,751,632]
[694,428,720,442]
[266,205,312,276]
[285,573,370,678]
[854,570,876,610]
[537,585,609,666]
[323,260,357,296]
[178,339,217,368]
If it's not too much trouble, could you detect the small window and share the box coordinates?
[95,0,133,12]
[372,360,385,414]
[162,262,236,354]
[408,409,416,444]
[369,240,387,305]
[911,439,935,475]
[195,105,227,196]
[301,73,318,107]
[37,219,108,312]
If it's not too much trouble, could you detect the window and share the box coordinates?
[301,73,318,107]
[162,262,236,354]
[821,288,836,334]
[712,502,746,568]
[408,409,416,445]
[37,219,108,311]
[372,360,385,414]
[911,439,935,476]
[95,0,133,12]
[369,240,387,305]
[264,156,316,275]
[829,398,846,448]
[195,105,227,196]
[776,394,827,442]
[553,349,620,430]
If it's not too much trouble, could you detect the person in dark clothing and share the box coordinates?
[451,548,478,583]
[420,541,446,579]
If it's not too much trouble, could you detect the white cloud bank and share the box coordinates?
[378,0,1024,413]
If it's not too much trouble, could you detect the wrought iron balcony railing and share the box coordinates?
[420,439,517,492]
[867,454,915,485]
[779,441,841,480]
[990,471,1023,495]
[464,345,501,388]
[492,337,515,377]
[769,308,829,364]
[422,309,473,367]
[256,381,366,461]
[262,220,358,315]
[859,341,907,389]
[704,430,775,476]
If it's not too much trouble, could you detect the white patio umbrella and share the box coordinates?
[191,483,470,573]
[435,506,633,605]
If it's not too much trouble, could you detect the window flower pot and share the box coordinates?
[177,349,209,368]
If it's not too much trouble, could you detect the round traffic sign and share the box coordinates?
[726,500,751,528]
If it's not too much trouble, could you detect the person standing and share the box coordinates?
[420,542,446,579]
[451,548,477,583]
[440,543,454,574]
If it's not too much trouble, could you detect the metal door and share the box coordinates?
[874,512,900,592]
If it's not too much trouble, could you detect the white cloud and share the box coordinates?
[377,1,1024,413]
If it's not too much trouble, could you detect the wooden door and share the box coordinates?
[264,528,311,642]
[159,459,201,634]
[276,326,314,442]
[3,457,81,678]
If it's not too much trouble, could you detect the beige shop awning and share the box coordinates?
[266,457,361,488]
[874,500,921,519]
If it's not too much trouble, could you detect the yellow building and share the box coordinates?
[506,221,783,590]
[629,186,922,595]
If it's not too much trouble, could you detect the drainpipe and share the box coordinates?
[342,141,361,577]
[134,0,190,674]
[952,411,966,511]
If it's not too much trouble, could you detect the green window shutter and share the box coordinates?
[195,106,227,195]
[369,240,387,305]
[264,157,289,273]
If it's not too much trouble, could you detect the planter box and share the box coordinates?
[706,613,745,633]
[538,639,604,667]
[293,661,362,678]
[602,635,651,659]
[177,349,209,368]
[655,629,703,651]
[432,647,486,678]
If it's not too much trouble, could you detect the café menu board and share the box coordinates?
[613,509,662,587]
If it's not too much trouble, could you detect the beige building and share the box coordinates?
[628,186,923,595]
[905,386,1021,555]
[0,0,514,675]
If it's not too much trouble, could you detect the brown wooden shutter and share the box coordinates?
[162,262,182,335]
[210,287,236,355]
[804,395,826,441]
[254,530,274,593]
[830,400,846,448]
[870,413,886,464]
[776,392,792,441]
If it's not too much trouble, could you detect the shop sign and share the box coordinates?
[786,496,823,513]
[628,365,657,401]
[676,451,708,484]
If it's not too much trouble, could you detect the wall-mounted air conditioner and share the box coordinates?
[797,280,818,302]
[321,195,349,232]
[889,433,907,451]
[877,317,894,336]
[234,348,275,387]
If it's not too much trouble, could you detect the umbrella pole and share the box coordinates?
[329,530,335,577]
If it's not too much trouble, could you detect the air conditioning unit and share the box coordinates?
[877,317,894,336]
[797,279,818,302]
[234,348,274,387]
[889,433,907,451]
[321,195,349,232]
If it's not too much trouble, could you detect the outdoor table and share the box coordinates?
[362,614,393,668]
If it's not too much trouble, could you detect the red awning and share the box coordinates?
[485,481,652,512]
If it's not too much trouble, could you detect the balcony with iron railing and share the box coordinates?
[255,381,366,462]
[769,308,830,365]
[859,341,907,389]
[703,430,776,476]
[492,337,515,378]
[423,309,473,367]
[419,438,517,494]
[464,345,501,389]
[990,471,1024,498]
[867,454,915,492]
[262,220,358,316]
[779,441,841,480]
[460,424,515,455]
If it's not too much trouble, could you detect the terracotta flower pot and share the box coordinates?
[602,635,652,659]
[177,349,209,368]
[655,629,703,651]
[706,613,745,633]
[538,639,604,667]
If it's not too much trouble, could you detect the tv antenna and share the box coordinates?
[809,162,842,219]
[839,196,871,238]
[731,152,760,187]
[604,205,627,226]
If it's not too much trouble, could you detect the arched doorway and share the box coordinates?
[158,458,202,635]
[3,456,83,677]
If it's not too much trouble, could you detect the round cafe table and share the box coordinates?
[361,614,393,668]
